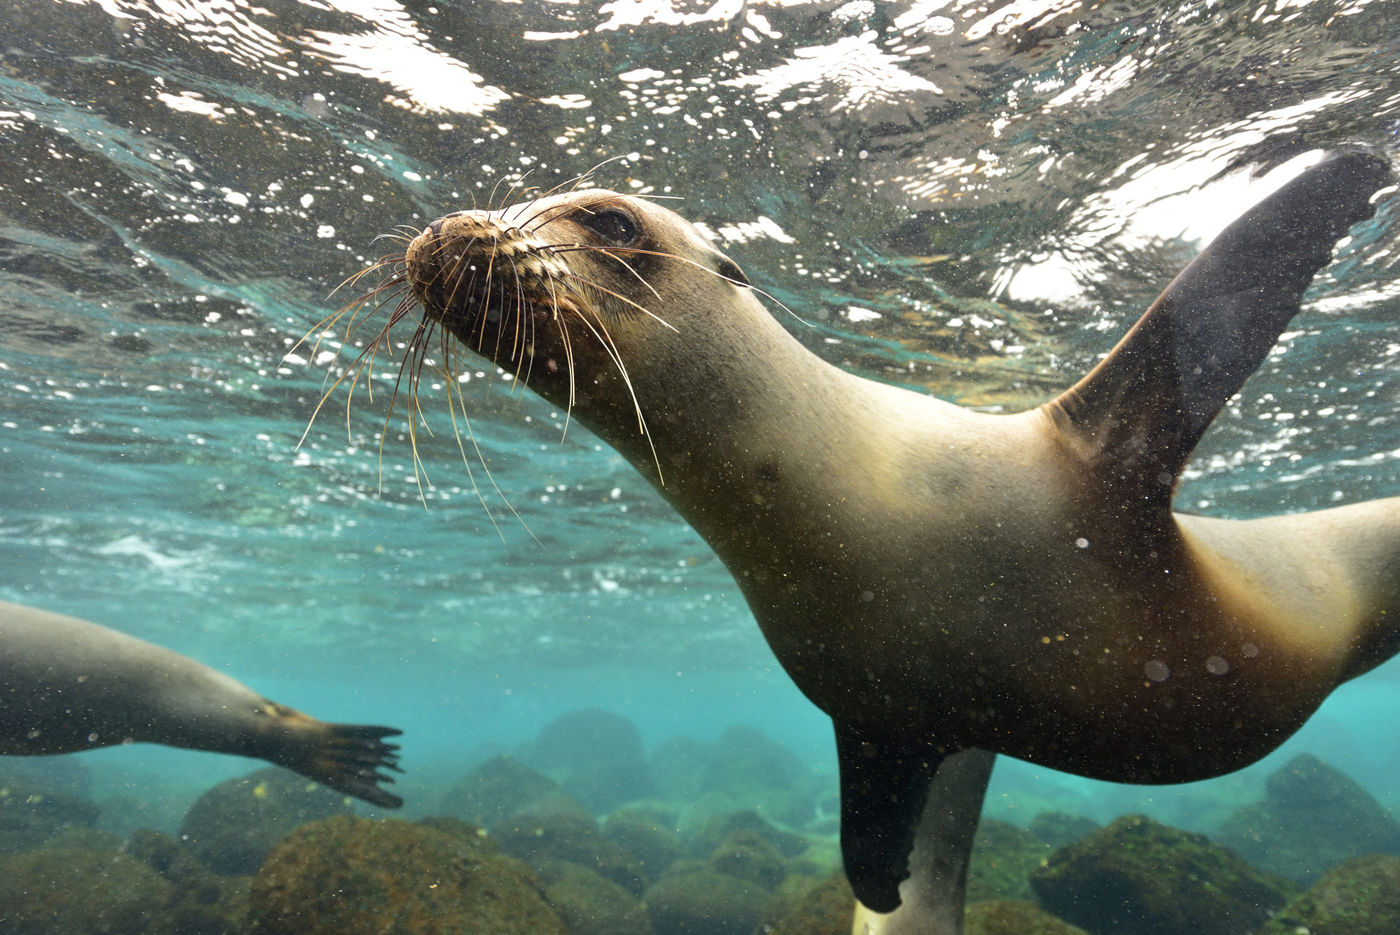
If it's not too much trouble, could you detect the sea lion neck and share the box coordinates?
[598,287,922,548]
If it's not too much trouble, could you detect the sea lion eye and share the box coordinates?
[716,257,750,288]
[579,208,640,246]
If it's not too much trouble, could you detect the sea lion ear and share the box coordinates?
[715,255,750,288]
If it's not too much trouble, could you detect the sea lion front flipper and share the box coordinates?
[837,723,994,921]
[1049,150,1394,506]
[850,747,998,935]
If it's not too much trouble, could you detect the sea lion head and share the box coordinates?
[398,190,753,426]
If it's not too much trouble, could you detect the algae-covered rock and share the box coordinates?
[0,775,101,854]
[709,829,788,890]
[126,829,250,934]
[965,899,1090,934]
[250,815,566,935]
[1029,813,1293,935]
[761,871,855,935]
[535,858,654,935]
[492,802,648,895]
[179,767,351,875]
[651,727,817,829]
[641,866,768,934]
[518,708,654,813]
[1215,753,1400,884]
[1257,855,1400,935]
[0,844,172,934]
[604,807,683,884]
[1027,811,1100,849]
[685,809,807,859]
[437,755,562,826]
[967,818,1053,902]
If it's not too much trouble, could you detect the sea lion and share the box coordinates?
[0,600,403,808]
[335,149,1394,931]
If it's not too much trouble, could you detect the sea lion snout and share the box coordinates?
[406,210,576,335]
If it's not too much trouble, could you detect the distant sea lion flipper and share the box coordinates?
[837,724,994,918]
[0,600,405,809]
[268,713,405,809]
[1048,150,1394,505]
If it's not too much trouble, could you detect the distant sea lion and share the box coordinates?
[336,150,1393,931]
[0,601,403,808]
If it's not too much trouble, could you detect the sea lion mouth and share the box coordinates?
[404,209,587,353]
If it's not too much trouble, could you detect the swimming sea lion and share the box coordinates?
[0,601,403,808]
[338,149,1393,930]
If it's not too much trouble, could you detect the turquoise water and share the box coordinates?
[3,0,1400,855]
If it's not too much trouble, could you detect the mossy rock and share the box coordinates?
[1257,855,1400,935]
[1029,813,1294,935]
[126,829,250,934]
[0,777,101,855]
[0,844,172,934]
[517,708,654,813]
[493,804,648,895]
[685,809,806,859]
[604,807,683,884]
[179,767,351,875]
[436,755,562,827]
[761,871,855,935]
[1027,811,1100,849]
[965,899,1090,934]
[641,866,769,934]
[536,858,654,935]
[1216,753,1400,884]
[967,818,1053,902]
[709,829,788,890]
[250,816,565,934]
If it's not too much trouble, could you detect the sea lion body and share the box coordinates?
[370,150,1395,928]
[0,601,403,808]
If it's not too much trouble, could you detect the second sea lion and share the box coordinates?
[0,600,403,808]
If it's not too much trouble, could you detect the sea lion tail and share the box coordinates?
[273,716,405,809]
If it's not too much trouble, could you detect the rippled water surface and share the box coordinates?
[4,0,1400,828]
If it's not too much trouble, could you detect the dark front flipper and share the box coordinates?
[1049,150,1393,508]
[837,723,995,920]
[888,748,997,933]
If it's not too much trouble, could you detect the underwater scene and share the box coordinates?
[4,0,1400,932]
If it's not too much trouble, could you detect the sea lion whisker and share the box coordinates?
[513,198,605,233]
[492,263,529,376]
[551,244,663,305]
[563,301,664,484]
[296,299,405,452]
[539,156,627,201]
[328,255,406,300]
[494,168,539,217]
[438,336,541,544]
[542,278,580,437]
[556,244,806,325]
[552,269,677,334]
[382,315,438,504]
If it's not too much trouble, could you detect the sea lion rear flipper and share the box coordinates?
[275,717,405,809]
[1048,150,1394,506]
[836,723,995,922]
